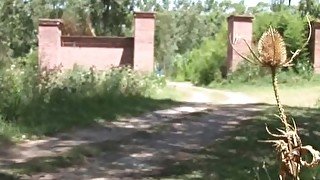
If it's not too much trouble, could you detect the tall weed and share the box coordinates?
[0,52,165,137]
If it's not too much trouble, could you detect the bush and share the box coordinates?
[0,50,38,120]
[211,61,317,88]
[0,52,166,136]
[224,61,269,85]
[37,65,163,103]
[173,22,227,85]
[253,10,312,74]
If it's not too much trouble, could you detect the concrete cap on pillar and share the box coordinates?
[134,12,156,19]
[227,15,254,22]
[311,21,320,29]
[39,19,63,27]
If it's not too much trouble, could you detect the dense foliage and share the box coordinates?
[0,51,165,137]
[173,23,227,85]
[173,4,318,85]
[0,0,320,178]
[0,0,320,125]
[1,1,319,81]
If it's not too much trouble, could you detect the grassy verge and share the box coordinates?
[155,104,320,179]
[3,104,320,179]
[209,76,320,107]
[0,63,181,142]
[152,86,190,102]
[156,82,229,103]
[1,95,179,142]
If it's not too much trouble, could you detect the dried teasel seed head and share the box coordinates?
[258,27,287,68]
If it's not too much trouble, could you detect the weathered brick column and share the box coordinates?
[310,21,320,74]
[38,19,63,70]
[226,15,253,74]
[133,12,155,73]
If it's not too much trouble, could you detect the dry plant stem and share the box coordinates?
[271,67,288,131]
[271,67,297,180]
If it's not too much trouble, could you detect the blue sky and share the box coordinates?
[230,0,300,7]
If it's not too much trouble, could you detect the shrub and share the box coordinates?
[224,61,269,85]
[38,65,164,102]
[171,54,190,82]
[0,50,38,120]
[219,61,314,86]
[173,22,227,85]
[253,10,312,74]
[0,52,165,136]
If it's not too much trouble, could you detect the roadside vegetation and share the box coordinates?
[1,0,320,179]
[0,51,176,142]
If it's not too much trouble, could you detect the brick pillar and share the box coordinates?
[226,15,253,74]
[38,19,63,70]
[310,21,320,74]
[133,12,155,73]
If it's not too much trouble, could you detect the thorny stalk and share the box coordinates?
[271,67,287,129]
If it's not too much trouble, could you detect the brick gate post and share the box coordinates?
[38,19,63,70]
[310,21,320,74]
[226,15,253,75]
[133,12,156,73]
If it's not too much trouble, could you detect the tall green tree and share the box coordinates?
[86,0,134,36]
[248,2,270,14]
[0,0,35,57]
[298,0,320,17]
[271,0,286,11]
[0,0,137,58]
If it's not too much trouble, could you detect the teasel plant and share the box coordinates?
[230,16,320,180]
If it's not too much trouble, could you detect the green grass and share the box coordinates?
[155,104,320,179]
[155,82,229,103]
[0,94,180,142]
[0,64,179,142]
[1,79,319,179]
[209,75,320,107]
[1,73,319,179]
[4,104,320,179]
[158,76,320,179]
[228,83,320,107]
[152,86,190,101]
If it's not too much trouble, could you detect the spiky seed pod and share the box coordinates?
[258,27,287,68]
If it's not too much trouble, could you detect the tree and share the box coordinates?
[271,0,286,11]
[298,0,320,17]
[0,0,138,58]
[85,0,134,36]
[248,2,270,14]
[0,0,35,57]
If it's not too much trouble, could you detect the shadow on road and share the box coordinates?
[0,101,319,179]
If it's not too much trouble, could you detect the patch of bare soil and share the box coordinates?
[0,83,260,180]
